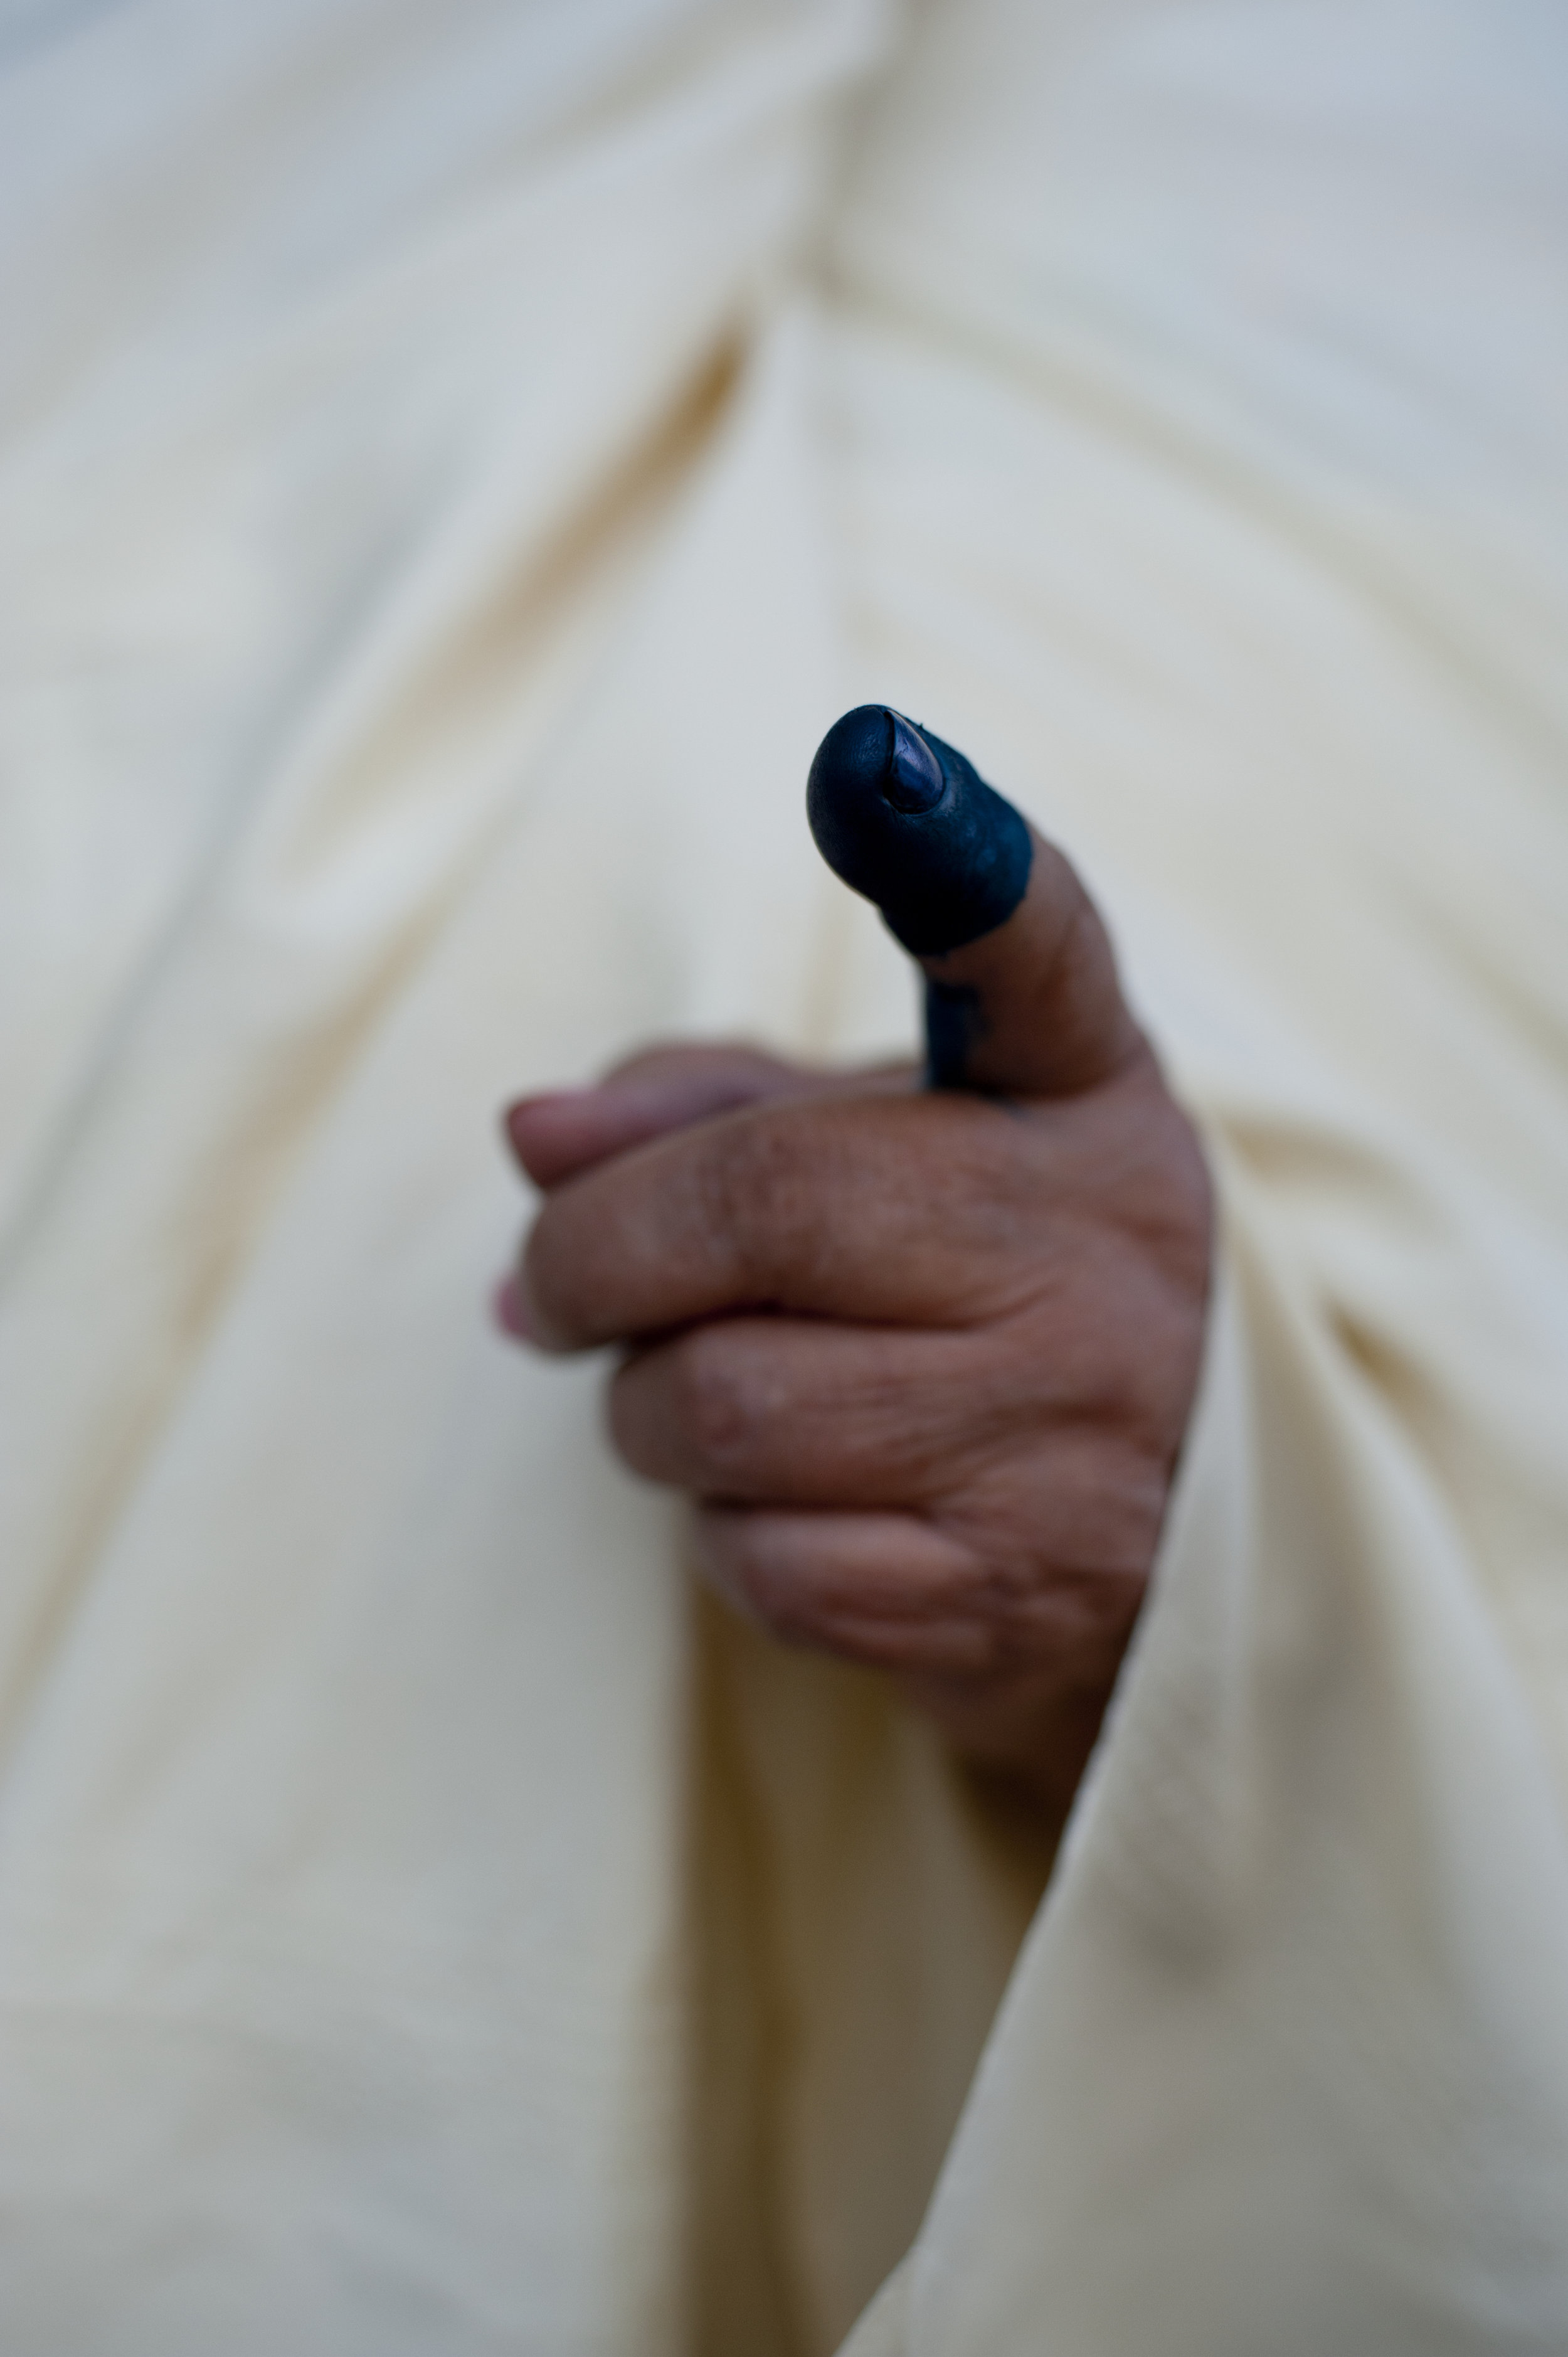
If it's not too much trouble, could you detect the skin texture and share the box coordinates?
[501,824,1213,1827]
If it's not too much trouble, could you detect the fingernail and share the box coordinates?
[502,1088,598,1156]
[502,1098,543,1156]
[883,710,946,813]
[492,1274,534,1343]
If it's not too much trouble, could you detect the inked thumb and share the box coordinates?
[807,706,1142,1097]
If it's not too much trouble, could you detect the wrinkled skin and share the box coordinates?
[501,829,1212,1826]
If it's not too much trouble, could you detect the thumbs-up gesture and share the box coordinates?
[502,713,1212,1820]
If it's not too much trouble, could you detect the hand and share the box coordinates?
[500,828,1212,1823]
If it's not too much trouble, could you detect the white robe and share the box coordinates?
[2,3,1566,2349]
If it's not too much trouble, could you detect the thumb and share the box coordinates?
[807,706,1143,1097]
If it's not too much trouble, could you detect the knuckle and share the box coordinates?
[1094,1078,1214,1271]
[521,1207,590,1343]
[1084,1266,1205,1445]
[668,1326,771,1482]
[734,1540,827,1652]
[699,1114,821,1296]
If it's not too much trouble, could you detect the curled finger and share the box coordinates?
[608,1315,1056,1507]
[692,1505,1000,1674]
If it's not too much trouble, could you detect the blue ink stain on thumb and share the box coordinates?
[806,706,1032,958]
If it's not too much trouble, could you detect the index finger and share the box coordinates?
[519,1088,1079,1351]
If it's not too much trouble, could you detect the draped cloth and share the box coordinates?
[3,3,1567,2349]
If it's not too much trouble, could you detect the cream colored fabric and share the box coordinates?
[2,2,1566,2351]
